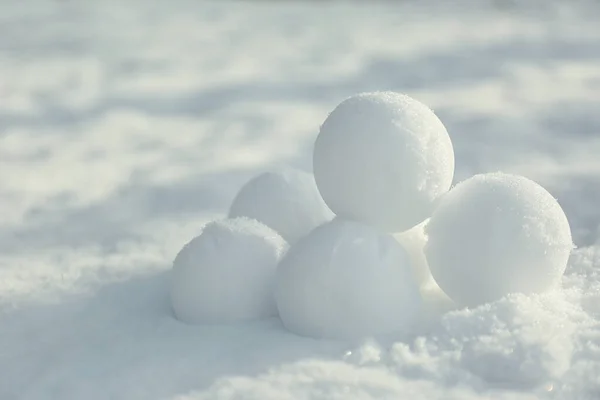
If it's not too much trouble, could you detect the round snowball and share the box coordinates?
[170,217,288,324]
[229,169,334,244]
[313,92,454,232]
[275,218,422,340]
[425,173,573,307]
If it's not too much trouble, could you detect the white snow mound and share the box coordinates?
[275,218,422,340]
[313,91,455,232]
[170,217,288,324]
[229,169,334,244]
[425,172,574,307]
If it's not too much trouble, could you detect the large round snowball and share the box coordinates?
[313,92,454,232]
[425,173,573,307]
[170,217,288,324]
[229,169,334,244]
[275,218,422,339]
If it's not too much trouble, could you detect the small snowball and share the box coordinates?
[394,219,432,286]
[313,91,455,232]
[170,217,288,324]
[275,218,422,340]
[425,173,573,307]
[229,169,334,244]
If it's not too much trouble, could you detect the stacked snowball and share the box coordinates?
[169,91,574,340]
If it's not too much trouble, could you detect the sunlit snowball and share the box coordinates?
[170,217,288,324]
[425,173,573,307]
[313,91,454,232]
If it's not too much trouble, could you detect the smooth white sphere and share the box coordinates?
[229,169,334,244]
[170,217,288,324]
[275,218,422,340]
[313,91,454,232]
[425,173,574,307]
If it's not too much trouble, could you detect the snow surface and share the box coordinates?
[170,217,287,324]
[313,91,454,232]
[426,173,574,307]
[228,169,333,243]
[275,218,421,340]
[1,1,600,399]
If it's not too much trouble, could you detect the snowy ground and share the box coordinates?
[2,1,600,399]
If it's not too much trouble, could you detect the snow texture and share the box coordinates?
[275,218,422,340]
[228,169,334,244]
[313,91,455,232]
[2,1,600,399]
[170,217,288,324]
[426,173,574,307]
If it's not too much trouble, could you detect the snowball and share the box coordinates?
[275,218,422,340]
[229,169,334,244]
[394,219,432,286]
[170,217,288,324]
[425,173,573,307]
[313,91,454,232]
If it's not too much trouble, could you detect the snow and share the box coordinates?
[313,91,454,232]
[228,169,334,244]
[394,219,432,286]
[425,173,574,307]
[1,0,600,399]
[170,217,287,324]
[190,359,543,400]
[275,218,421,340]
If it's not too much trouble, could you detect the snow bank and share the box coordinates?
[188,359,539,400]
[192,289,583,400]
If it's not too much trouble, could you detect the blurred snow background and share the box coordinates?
[1,0,600,399]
